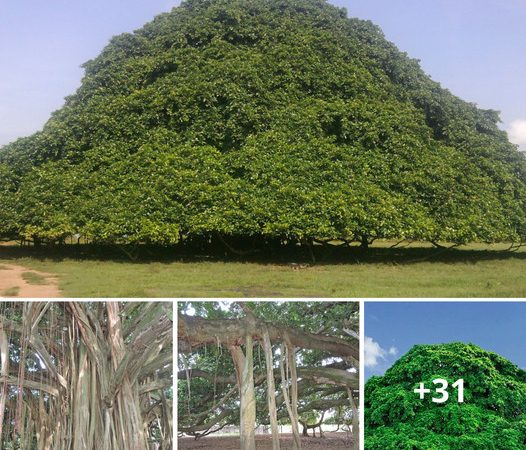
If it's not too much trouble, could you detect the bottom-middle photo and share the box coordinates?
[177,300,359,450]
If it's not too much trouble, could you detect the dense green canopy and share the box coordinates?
[1,0,526,246]
[365,343,526,449]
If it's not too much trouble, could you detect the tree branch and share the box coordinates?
[178,314,358,360]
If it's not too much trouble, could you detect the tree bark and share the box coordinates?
[178,365,358,389]
[230,338,256,450]
[347,388,359,450]
[107,302,148,450]
[359,234,369,250]
[280,343,302,450]
[287,341,302,450]
[178,307,358,444]
[0,324,8,447]
[178,314,358,360]
[262,328,280,450]
[0,303,172,449]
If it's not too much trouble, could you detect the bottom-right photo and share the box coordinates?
[364,301,526,450]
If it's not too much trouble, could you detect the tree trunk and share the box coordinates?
[347,388,359,450]
[262,328,280,450]
[280,342,302,450]
[359,235,369,250]
[230,337,256,450]
[287,342,301,449]
[107,302,149,450]
[0,302,172,449]
[0,324,8,447]
[305,238,316,264]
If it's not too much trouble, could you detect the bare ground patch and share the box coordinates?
[0,265,60,298]
[178,432,353,449]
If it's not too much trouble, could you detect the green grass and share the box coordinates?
[21,271,49,285]
[1,242,525,297]
[1,286,20,297]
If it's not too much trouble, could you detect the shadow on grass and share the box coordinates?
[1,242,525,266]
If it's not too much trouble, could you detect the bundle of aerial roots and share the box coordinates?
[0,301,173,450]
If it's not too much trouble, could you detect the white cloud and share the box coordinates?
[388,346,398,356]
[365,337,398,368]
[364,336,386,368]
[508,119,526,149]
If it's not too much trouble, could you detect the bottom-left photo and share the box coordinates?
[0,301,173,449]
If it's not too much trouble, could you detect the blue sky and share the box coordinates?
[1,0,525,150]
[365,302,526,380]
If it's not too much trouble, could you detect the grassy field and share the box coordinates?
[1,242,525,297]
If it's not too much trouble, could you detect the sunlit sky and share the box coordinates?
[1,0,525,150]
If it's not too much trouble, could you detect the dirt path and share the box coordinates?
[178,433,354,449]
[0,264,61,298]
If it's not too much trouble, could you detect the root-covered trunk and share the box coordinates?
[280,341,302,450]
[0,302,173,449]
[230,335,256,450]
[262,328,280,450]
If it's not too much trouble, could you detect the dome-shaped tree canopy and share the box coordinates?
[1,0,525,246]
[365,343,526,449]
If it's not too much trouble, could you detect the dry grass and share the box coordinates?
[0,286,20,297]
[0,242,525,297]
[21,271,49,285]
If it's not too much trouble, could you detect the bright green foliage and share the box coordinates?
[1,0,525,245]
[365,343,526,449]
[0,164,18,240]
